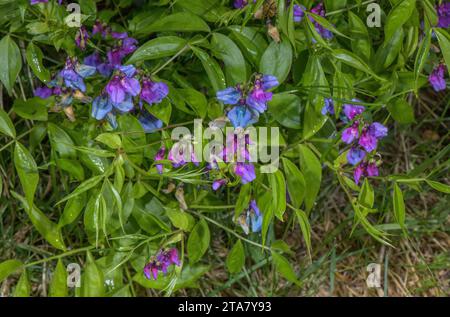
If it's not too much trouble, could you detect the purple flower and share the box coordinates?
[121,37,138,55]
[227,105,259,128]
[107,48,123,68]
[59,58,95,92]
[234,0,248,9]
[261,75,279,90]
[34,86,53,99]
[347,147,366,166]
[366,163,379,177]
[437,2,450,28]
[429,64,447,92]
[154,146,165,174]
[91,95,113,120]
[321,98,335,115]
[92,20,110,38]
[343,101,365,120]
[368,122,388,139]
[217,87,241,105]
[75,26,89,50]
[246,86,272,113]
[212,179,227,191]
[138,111,163,133]
[111,32,128,39]
[30,0,48,4]
[140,79,169,105]
[84,52,113,77]
[144,248,180,281]
[310,3,333,39]
[293,4,306,23]
[341,123,360,144]
[105,66,140,107]
[354,165,364,184]
[234,163,256,184]
[358,128,378,152]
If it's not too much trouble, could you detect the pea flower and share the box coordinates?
[354,162,379,184]
[234,162,256,184]
[59,57,96,92]
[212,179,227,191]
[343,101,365,120]
[293,4,306,23]
[154,146,166,174]
[437,2,450,28]
[75,26,89,50]
[234,0,254,9]
[144,248,180,280]
[140,79,169,105]
[238,200,262,234]
[341,122,360,144]
[310,3,333,39]
[347,147,366,166]
[34,86,54,99]
[105,65,140,111]
[84,52,113,77]
[321,98,335,115]
[358,123,388,152]
[92,20,110,38]
[227,105,259,129]
[138,110,163,133]
[428,64,447,92]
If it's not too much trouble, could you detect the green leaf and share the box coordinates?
[56,174,103,205]
[425,180,450,194]
[268,170,287,221]
[143,12,210,33]
[49,260,68,297]
[294,209,312,258]
[272,252,300,286]
[211,33,247,85]
[268,93,301,129]
[80,252,105,297]
[13,97,49,121]
[26,42,50,83]
[95,133,122,149]
[282,158,306,209]
[234,182,251,219]
[228,26,267,67]
[166,207,195,232]
[435,29,450,74]
[299,144,322,213]
[0,259,23,282]
[414,29,432,93]
[56,159,85,181]
[47,123,76,158]
[0,108,16,138]
[177,88,207,118]
[13,271,30,297]
[332,49,382,80]
[11,191,66,250]
[393,183,406,230]
[385,0,416,42]
[127,36,187,64]
[348,11,371,62]
[358,178,374,209]
[226,240,245,274]
[0,35,22,95]
[59,193,86,228]
[259,38,292,85]
[192,46,226,93]
[187,218,210,264]
[387,98,415,124]
[14,142,39,208]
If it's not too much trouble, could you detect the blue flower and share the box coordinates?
[217,87,242,105]
[227,105,259,128]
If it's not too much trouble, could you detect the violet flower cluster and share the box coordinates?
[34,20,169,132]
[437,2,450,28]
[144,248,180,280]
[323,99,388,185]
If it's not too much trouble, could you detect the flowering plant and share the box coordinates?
[0,0,449,297]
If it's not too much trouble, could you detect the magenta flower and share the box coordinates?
[140,79,169,105]
[343,101,365,120]
[212,179,227,191]
[429,64,447,92]
[105,65,140,109]
[341,123,360,144]
[358,128,378,152]
[354,165,365,184]
[437,2,450,28]
[310,3,333,39]
[154,146,166,174]
[144,248,181,281]
[234,163,256,184]
[366,163,379,177]
[246,86,272,113]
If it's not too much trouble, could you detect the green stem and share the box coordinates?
[24,246,95,268]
